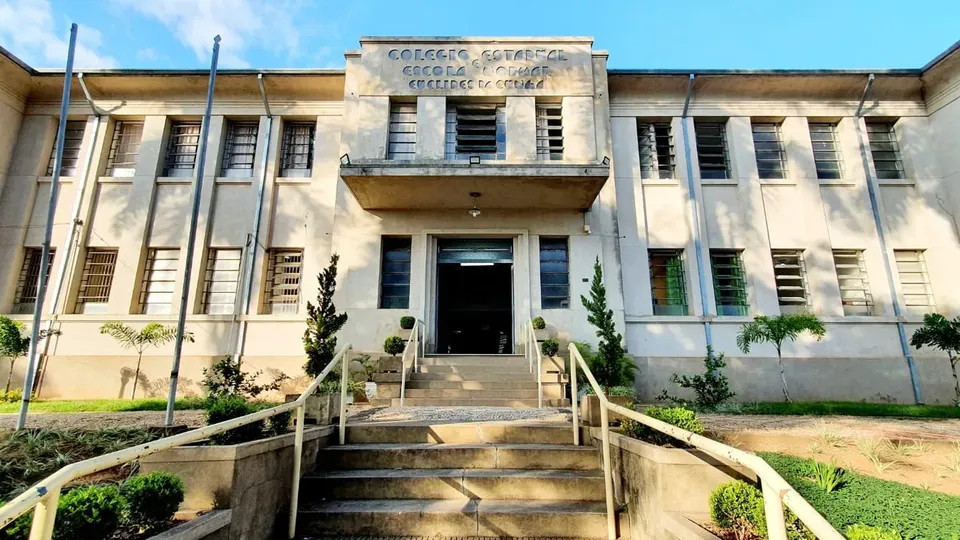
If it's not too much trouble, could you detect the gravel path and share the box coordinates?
[348,406,573,424]
[0,410,206,430]
[700,413,960,440]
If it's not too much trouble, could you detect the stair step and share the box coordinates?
[402,389,539,399]
[395,398,545,407]
[419,356,529,367]
[418,365,533,374]
[321,443,599,470]
[405,380,540,390]
[346,423,575,445]
[410,373,537,382]
[302,469,604,501]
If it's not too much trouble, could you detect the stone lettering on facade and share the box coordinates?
[386,47,568,92]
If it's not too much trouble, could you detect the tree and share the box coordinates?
[909,313,960,404]
[0,316,29,394]
[303,254,348,378]
[580,257,635,391]
[100,322,194,399]
[736,314,826,403]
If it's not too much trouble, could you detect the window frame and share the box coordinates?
[220,120,259,177]
[279,121,316,177]
[649,249,688,316]
[105,121,144,177]
[539,237,570,309]
[163,121,202,177]
[866,121,905,180]
[894,250,935,315]
[74,248,118,314]
[808,122,844,180]
[138,248,179,315]
[444,102,506,161]
[535,101,563,161]
[638,121,676,180]
[262,248,303,314]
[694,121,731,179]
[833,249,874,316]
[771,249,811,313]
[387,103,417,161]
[710,250,748,316]
[379,237,412,309]
[46,120,86,177]
[201,248,242,315]
[751,121,787,180]
[13,248,55,314]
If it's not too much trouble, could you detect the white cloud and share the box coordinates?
[0,0,116,69]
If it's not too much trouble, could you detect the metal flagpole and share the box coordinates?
[165,35,222,426]
[15,24,79,430]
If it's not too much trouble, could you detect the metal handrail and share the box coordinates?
[568,343,843,540]
[0,343,353,540]
[523,320,543,408]
[399,321,421,407]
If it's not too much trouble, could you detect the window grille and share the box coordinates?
[75,248,117,314]
[13,248,54,314]
[46,120,86,177]
[772,250,810,313]
[638,121,675,179]
[444,103,505,160]
[387,103,417,160]
[833,249,873,316]
[201,249,242,314]
[536,102,563,161]
[220,121,258,176]
[866,122,904,180]
[752,122,787,179]
[808,122,843,180]
[539,237,569,308]
[894,250,935,315]
[105,121,144,177]
[379,237,411,309]
[649,249,687,315]
[695,121,730,179]
[138,249,179,314]
[263,249,303,314]
[711,250,748,316]
[163,122,201,177]
[280,121,315,177]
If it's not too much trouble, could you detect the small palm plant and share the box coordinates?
[0,316,29,394]
[909,313,960,404]
[736,313,826,402]
[100,322,194,399]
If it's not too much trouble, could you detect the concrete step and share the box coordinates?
[297,499,607,538]
[345,423,575,445]
[402,388,539,399]
[320,443,599,470]
[417,365,534,375]
[418,355,529,367]
[394,398,545,407]
[302,469,604,501]
[405,380,540,390]
[409,373,537,382]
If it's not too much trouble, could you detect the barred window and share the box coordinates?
[220,121,258,177]
[638,121,675,179]
[164,122,201,177]
[833,249,873,316]
[894,250,935,315]
[46,120,86,177]
[75,248,117,314]
[808,122,843,180]
[772,250,810,313]
[379,237,411,309]
[201,249,242,314]
[695,121,730,179]
[711,250,748,316]
[866,122,904,180]
[280,121,315,177]
[752,122,787,179]
[387,103,417,160]
[649,249,687,315]
[106,121,143,177]
[263,249,303,314]
[445,103,506,161]
[13,248,54,314]
[536,102,563,161]
[138,249,179,315]
[539,237,569,308]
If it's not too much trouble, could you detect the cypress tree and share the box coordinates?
[303,254,348,377]
[580,257,633,391]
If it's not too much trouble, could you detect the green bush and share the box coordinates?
[383,336,405,356]
[202,356,285,400]
[121,471,184,530]
[0,388,22,403]
[532,316,546,330]
[658,346,735,410]
[399,316,416,330]
[540,338,559,357]
[811,459,845,493]
[709,480,766,538]
[0,502,30,540]
[268,410,293,435]
[205,396,264,445]
[621,406,703,446]
[54,485,125,540]
[845,524,903,540]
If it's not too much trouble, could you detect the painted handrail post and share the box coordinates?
[762,482,789,540]
[569,343,579,445]
[287,403,306,539]
[536,341,543,408]
[28,487,61,540]
[338,346,350,444]
[598,395,616,540]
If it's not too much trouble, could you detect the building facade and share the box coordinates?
[1,37,959,403]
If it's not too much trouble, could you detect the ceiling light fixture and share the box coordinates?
[468,192,481,218]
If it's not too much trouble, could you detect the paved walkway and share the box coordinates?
[0,410,206,430]
[700,413,960,440]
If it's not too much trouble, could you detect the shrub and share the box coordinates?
[540,338,559,357]
[268,410,293,435]
[205,396,264,445]
[658,346,735,410]
[317,379,365,395]
[620,406,704,446]
[709,480,766,538]
[532,316,546,330]
[202,356,286,400]
[303,254,348,378]
[0,503,30,540]
[399,316,416,330]
[384,336,405,356]
[121,471,184,530]
[845,524,903,540]
[811,459,845,493]
[1,388,23,403]
[54,485,126,540]
[580,257,635,389]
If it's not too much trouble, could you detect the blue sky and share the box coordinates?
[0,0,957,71]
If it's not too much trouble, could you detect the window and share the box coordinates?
[201,249,242,314]
[808,122,843,180]
[164,122,201,177]
[649,249,687,315]
[379,237,411,309]
[638,121,675,179]
[445,103,505,161]
[220,121,258,177]
[138,249,179,314]
[46,120,86,177]
[833,249,873,316]
[752,122,787,179]
[772,250,810,313]
[105,121,144,177]
[866,122,904,180]
[539,237,569,308]
[280,121,315,177]
[894,250,935,315]
[263,249,303,314]
[13,248,54,314]
[711,250,748,316]
[536,102,563,161]
[694,121,730,179]
[74,248,117,314]
[387,103,417,160]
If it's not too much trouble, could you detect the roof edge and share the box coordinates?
[31,68,346,76]
[0,45,37,75]
[921,39,960,73]
[608,69,921,76]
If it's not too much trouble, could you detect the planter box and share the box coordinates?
[396,328,413,340]
[149,510,231,540]
[378,355,403,372]
[534,328,552,341]
[579,394,633,426]
[285,393,341,425]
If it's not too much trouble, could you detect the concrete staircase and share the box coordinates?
[297,422,607,538]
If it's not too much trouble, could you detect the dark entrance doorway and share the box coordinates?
[435,239,513,354]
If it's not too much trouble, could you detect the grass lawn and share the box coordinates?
[0,397,209,414]
[721,401,960,419]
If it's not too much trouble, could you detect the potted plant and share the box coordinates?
[299,254,348,424]
[398,316,416,340]
[532,316,551,341]
[379,335,406,372]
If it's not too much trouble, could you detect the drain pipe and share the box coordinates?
[853,74,923,404]
[680,73,713,348]
[232,73,273,368]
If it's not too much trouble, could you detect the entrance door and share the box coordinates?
[436,239,513,354]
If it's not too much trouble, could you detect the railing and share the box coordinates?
[568,343,843,540]
[0,344,353,540]
[522,319,543,408]
[399,321,422,407]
